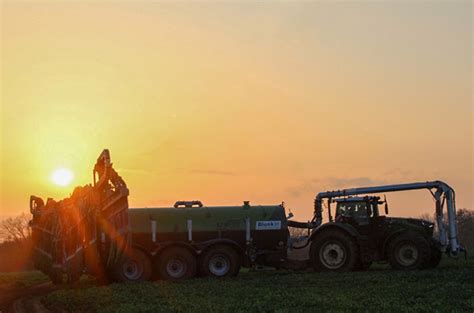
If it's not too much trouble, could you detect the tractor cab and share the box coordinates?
[334,196,388,225]
[333,195,435,251]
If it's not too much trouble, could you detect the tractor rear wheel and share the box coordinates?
[199,245,241,278]
[388,233,430,270]
[113,248,152,282]
[310,230,359,272]
[157,247,197,281]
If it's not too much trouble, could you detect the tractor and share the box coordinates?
[304,181,461,272]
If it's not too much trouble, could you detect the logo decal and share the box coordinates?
[255,220,281,230]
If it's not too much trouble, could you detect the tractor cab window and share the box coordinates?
[336,202,368,219]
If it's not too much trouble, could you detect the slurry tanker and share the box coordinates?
[30,150,465,283]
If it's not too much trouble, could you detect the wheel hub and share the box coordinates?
[208,254,230,276]
[122,259,143,280]
[320,242,346,269]
[397,244,419,266]
[166,258,187,278]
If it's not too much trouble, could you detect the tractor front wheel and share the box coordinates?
[310,230,359,272]
[388,233,430,270]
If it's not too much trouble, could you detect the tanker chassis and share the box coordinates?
[120,202,290,281]
[30,150,465,283]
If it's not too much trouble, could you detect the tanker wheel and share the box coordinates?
[113,248,152,282]
[388,233,430,270]
[310,230,359,272]
[157,247,197,281]
[199,245,241,278]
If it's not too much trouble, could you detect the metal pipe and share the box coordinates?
[316,181,450,199]
[445,190,459,255]
[434,189,447,247]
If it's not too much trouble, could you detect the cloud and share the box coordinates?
[287,176,382,197]
[117,168,158,176]
[286,167,441,198]
[323,177,380,187]
[188,169,236,176]
[117,167,237,177]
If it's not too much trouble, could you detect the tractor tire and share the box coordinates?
[113,248,152,282]
[388,233,430,270]
[199,244,241,278]
[157,247,197,281]
[310,230,359,272]
[424,238,442,269]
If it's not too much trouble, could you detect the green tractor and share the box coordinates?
[305,181,461,272]
[309,196,440,271]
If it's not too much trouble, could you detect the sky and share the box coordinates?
[1,1,472,221]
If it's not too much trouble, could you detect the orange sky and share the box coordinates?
[1,1,472,221]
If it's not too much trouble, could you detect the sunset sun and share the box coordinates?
[51,168,74,186]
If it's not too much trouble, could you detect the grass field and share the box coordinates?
[1,257,473,312]
[0,271,49,289]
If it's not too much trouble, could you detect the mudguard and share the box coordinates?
[193,238,244,255]
[309,222,361,241]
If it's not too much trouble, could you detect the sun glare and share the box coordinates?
[51,168,74,186]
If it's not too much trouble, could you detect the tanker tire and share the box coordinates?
[310,230,359,272]
[158,247,197,281]
[388,233,430,270]
[199,245,241,278]
[113,248,152,282]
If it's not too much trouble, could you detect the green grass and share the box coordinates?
[40,257,474,313]
[0,271,49,288]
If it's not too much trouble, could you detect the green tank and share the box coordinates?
[128,201,289,258]
[113,201,291,281]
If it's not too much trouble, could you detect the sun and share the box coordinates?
[51,168,74,186]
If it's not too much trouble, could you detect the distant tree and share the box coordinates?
[456,208,474,250]
[0,213,31,243]
[419,213,435,223]
[419,209,474,250]
[288,226,310,239]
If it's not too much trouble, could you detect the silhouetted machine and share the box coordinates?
[30,150,465,283]
[300,181,464,272]
[30,150,130,283]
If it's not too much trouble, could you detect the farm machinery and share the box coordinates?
[30,150,130,283]
[29,150,464,283]
[302,181,463,272]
